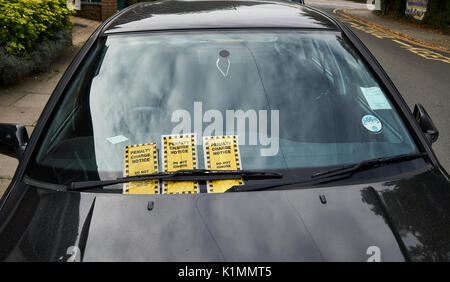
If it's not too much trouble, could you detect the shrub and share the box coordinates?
[0,0,74,56]
[0,29,71,84]
[421,0,450,34]
[380,0,407,18]
[0,0,74,84]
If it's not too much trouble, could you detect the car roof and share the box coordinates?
[103,0,339,34]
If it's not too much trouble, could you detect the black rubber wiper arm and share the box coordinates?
[68,169,283,191]
[310,152,427,179]
[226,153,427,192]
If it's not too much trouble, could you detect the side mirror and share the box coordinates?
[413,104,439,145]
[0,124,29,159]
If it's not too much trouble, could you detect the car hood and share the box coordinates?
[1,168,449,261]
[80,187,406,262]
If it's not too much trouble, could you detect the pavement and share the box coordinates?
[0,2,449,197]
[0,17,101,197]
[306,0,450,172]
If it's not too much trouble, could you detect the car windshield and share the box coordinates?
[27,30,418,189]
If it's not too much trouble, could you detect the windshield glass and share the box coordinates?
[27,31,418,188]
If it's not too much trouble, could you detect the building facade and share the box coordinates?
[76,0,120,21]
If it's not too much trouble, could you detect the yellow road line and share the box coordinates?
[334,8,450,53]
[332,8,450,64]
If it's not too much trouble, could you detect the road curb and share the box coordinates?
[335,8,450,54]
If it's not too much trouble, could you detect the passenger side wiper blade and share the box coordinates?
[226,153,427,192]
[310,152,427,179]
[67,169,283,191]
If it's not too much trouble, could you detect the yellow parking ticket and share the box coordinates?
[203,135,243,193]
[162,134,199,194]
[123,143,160,194]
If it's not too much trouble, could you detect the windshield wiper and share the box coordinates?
[226,153,427,192]
[310,152,427,179]
[66,169,282,191]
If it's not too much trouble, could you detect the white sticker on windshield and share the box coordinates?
[107,135,128,144]
[360,87,392,110]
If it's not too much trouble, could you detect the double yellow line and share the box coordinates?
[332,8,450,64]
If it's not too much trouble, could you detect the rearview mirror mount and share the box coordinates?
[0,124,29,159]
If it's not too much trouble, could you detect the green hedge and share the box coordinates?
[0,0,74,84]
[380,0,450,34]
[0,0,74,56]
[421,0,450,33]
[0,30,71,84]
[380,0,407,17]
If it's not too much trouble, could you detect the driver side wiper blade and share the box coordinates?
[67,169,283,191]
[226,152,427,192]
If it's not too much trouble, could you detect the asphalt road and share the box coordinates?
[306,1,450,172]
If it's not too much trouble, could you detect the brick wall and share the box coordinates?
[76,3,102,21]
[102,0,118,20]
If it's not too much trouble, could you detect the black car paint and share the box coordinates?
[0,0,449,261]
[1,166,449,261]
[102,0,335,34]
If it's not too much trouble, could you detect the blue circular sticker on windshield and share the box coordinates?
[362,115,382,133]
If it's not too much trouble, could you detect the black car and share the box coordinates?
[0,0,448,262]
